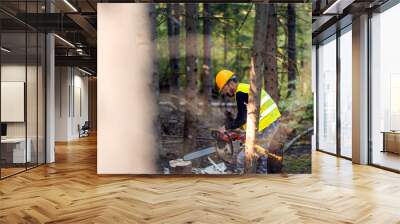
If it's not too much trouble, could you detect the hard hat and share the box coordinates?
[215,69,234,91]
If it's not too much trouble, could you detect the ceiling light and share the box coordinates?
[63,0,78,12]
[1,47,11,53]
[54,34,75,48]
[78,67,93,76]
[76,48,86,56]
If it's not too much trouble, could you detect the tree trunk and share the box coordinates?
[223,6,228,68]
[183,3,198,155]
[264,5,279,103]
[201,3,212,110]
[167,3,180,92]
[245,4,269,174]
[149,4,161,159]
[223,25,228,67]
[169,159,192,174]
[287,3,296,97]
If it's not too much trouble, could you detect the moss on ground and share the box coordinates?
[282,154,311,174]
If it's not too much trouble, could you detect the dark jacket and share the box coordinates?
[225,92,248,130]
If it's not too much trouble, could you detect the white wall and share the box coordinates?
[55,67,70,141]
[74,73,89,134]
[55,67,89,141]
[97,3,158,174]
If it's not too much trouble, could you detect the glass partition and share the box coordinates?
[0,2,46,179]
[27,0,38,170]
[38,32,45,165]
[27,30,38,169]
[1,30,28,177]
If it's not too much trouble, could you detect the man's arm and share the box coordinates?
[225,92,248,130]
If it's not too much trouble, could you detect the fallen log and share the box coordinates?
[253,144,283,161]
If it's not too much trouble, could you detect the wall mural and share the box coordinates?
[156,3,313,175]
[97,3,313,175]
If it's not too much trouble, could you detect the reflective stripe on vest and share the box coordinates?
[235,83,281,132]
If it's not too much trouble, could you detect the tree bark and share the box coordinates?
[167,3,180,91]
[223,6,228,67]
[245,4,269,174]
[287,3,296,97]
[223,25,228,67]
[183,3,198,155]
[201,3,212,110]
[264,5,279,103]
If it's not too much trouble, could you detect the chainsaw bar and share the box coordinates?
[183,147,216,161]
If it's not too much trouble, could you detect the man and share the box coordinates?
[215,69,281,173]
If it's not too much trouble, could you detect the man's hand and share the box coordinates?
[219,126,226,133]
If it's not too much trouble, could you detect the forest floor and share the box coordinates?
[158,93,312,174]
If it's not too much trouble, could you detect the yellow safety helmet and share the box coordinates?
[215,69,234,91]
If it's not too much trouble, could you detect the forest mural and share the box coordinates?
[150,3,312,174]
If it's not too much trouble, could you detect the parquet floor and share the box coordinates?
[1,135,400,223]
[1,167,26,178]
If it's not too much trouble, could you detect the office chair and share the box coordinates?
[79,121,90,138]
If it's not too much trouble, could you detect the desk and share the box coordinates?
[382,131,400,154]
[1,138,31,164]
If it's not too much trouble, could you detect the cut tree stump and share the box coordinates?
[169,159,192,174]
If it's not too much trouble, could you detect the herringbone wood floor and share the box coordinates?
[1,135,400,224]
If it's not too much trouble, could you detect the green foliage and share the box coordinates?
[155,3,313,113]
[275,3,313,131]
[156,3,313,172]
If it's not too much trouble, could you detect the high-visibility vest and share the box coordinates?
[235,83,281,132]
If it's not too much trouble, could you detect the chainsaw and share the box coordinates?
[211,130,246,143]
[182,129,282,168]
[211,130,245,165]
[211,129,283,163]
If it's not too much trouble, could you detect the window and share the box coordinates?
[370,3,400,171]
[339,28,352,158]
[317,35,337,154]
